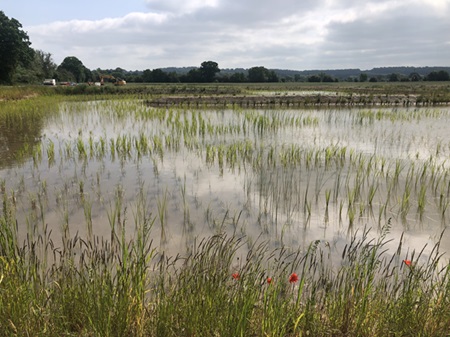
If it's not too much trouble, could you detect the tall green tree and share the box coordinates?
[13,50,56,83]
[308,75,320,82]
[247,66,278,82]
[142,68,171,82]
[57,56,89,82]
[425,70,450,81]
[152,69,170,82]
[248,66,270,82]
[0,11,34,84]
[183,68,202,82]
[200,61,220,82]
[36,50,57,79]
[388,73,400,82]
[229,72,246,83]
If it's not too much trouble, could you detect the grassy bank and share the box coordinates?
[2,82,450,104]
[1,197,449,336]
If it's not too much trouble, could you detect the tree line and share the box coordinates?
[1,10,449,85]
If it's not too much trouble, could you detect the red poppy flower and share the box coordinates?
[289,272,299,284]
[403,260,412,267]
[232,273,240,280]
[267,277,272,284]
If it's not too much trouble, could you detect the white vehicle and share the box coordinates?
[43,79,56,86]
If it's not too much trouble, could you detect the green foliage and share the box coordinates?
[308,72,337,82]
[57,56,91,82]
[200,60,220,82]
[248,66,279,82]
[425,70,450,81]
[13,50,57,84]
[0,11,34,84]
[142,68,177,83]
[388,73,400,82]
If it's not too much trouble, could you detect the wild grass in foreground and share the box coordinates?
[1,192,449,337]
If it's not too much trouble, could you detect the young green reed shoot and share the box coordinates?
[325,189,331,212]
[46,139,55,166]
[157,188,168,244]
[417,183,427,217]
[401,180,412,221]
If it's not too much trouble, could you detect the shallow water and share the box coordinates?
[1,100,449,262]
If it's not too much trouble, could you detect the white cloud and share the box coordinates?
[419,0,449,12]
[30,11,168,34]
[145,0,219,14]
[23,0,450,70]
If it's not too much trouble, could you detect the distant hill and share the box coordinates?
[159,66,196,74]
[237,66,450,80]
[99,65,450,83]
[157,66,450,81]
[365,66,450,76]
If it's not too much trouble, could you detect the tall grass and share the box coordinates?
[1,188,449,336]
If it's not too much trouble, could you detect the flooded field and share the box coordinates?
[1,98,450,261]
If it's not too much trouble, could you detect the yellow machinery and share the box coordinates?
[100,74,126,86]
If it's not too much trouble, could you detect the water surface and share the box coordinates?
[1,100,449,261]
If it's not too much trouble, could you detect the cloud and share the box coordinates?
[31,11,168,35]
[25,0,450,70]
[419,0,449,12]
[145,0,219,14]
[314,0,450,68]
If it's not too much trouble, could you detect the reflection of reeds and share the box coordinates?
[16,116,450,230]
[157,188,168,244]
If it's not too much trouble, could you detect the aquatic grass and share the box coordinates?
[367,180,378,208]
[32,142,42,167]
[417,182,427,217]
[157,188,169,245]
[2,188,450,337]
[76,135,87,159]
[46,139,55,166]
[8,100,448,230]
[400,178,412,221]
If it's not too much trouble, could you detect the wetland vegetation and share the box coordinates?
[1,82,450,336]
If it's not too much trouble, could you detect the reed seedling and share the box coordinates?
[157,188,169,245]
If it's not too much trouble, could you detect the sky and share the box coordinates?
[2,0,450,71]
